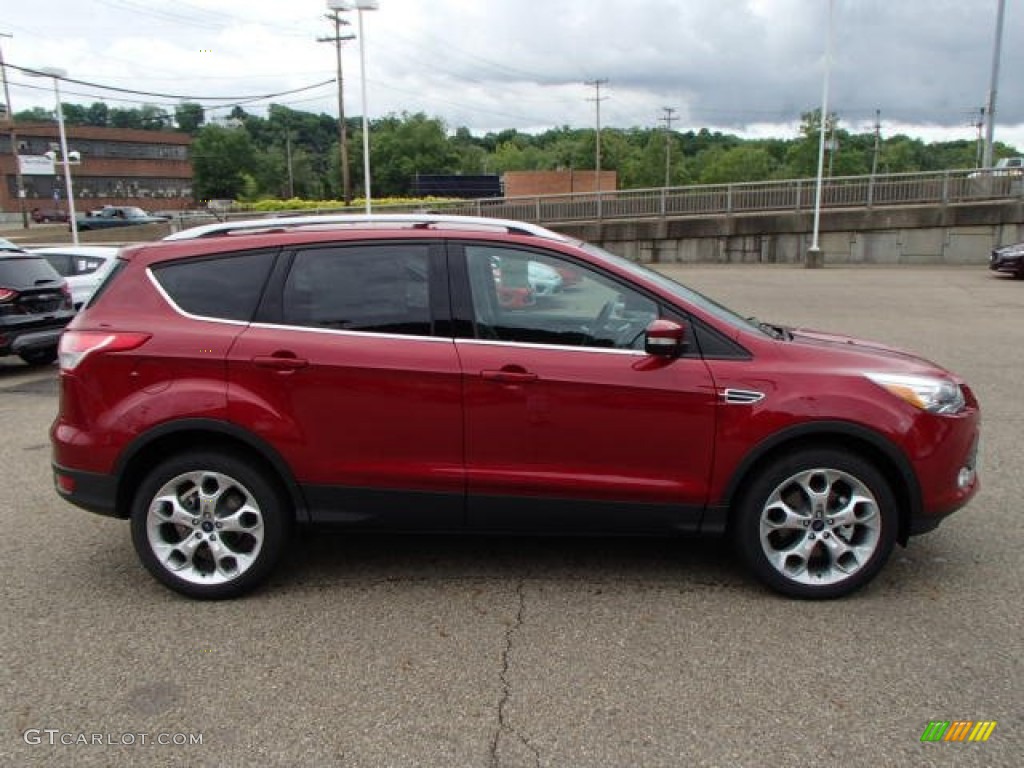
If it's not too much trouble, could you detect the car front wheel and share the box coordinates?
[733,449,897,599]
[130,452,290,599]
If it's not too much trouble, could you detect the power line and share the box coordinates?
[5,61,333,102]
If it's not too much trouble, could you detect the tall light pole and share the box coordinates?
[354,1,378,213]
[29,67,78,244]
[807,0,834,269]
[982,0,1006,169]
[321,4,355,202]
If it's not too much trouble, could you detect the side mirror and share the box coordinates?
[644,319,687,358]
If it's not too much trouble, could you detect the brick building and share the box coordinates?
[503,169,617,198]
[0,123,193,222]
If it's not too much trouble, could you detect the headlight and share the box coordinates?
[865,373,966,415]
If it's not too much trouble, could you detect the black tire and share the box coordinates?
[130,451,290,599]
[19,347,58,366]
[732,448,897,599]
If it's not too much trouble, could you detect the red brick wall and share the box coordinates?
[504,170,617,198]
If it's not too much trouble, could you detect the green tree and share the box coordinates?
[85,102,109,127]
[15,106,53,122]
[61,103,88,125]
[698,145,778,184]
[192,124,257,200]
[175,102,205,134]
[368,113,459,196]
[109,108,143,130]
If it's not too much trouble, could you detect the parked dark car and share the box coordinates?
[989,241,1024,278]
[0,244,76,366]
[76,206,170,231]
[30,207,70,224]
[51,214,980,600]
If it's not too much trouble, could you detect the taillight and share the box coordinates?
[60,282,73,309]
[59,330,151,371]
[0,287,17,303]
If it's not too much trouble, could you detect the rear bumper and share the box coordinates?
[0,314,73,355]
[51,463,123,518]
[11,328,64,354]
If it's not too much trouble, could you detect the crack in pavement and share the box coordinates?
[490,580,540,768]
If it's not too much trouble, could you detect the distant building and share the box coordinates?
[0,122,193,221]
[503,169,617,198]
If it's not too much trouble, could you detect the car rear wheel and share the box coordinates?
[19,347,57,366]
[733,449,897,599]
[130,452,290,599]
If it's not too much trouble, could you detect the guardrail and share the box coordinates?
[171,169,1023,232]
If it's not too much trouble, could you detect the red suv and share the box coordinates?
[50,215,980,599]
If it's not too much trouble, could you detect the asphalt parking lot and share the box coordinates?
[1,265,1020,767]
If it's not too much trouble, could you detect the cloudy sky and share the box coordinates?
[2,0,1022,149]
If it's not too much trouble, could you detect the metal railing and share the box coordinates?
[172,169,1023,232]
[433,169,1023,224]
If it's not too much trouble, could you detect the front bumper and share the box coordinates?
[989,252,1024,274]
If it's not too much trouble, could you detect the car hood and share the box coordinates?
[785,327,946,372]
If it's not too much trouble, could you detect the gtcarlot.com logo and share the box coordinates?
[921,720,997,743]
[23,730,203,747]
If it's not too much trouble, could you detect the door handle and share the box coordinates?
[252,354,309,371]
[481,368,538,384]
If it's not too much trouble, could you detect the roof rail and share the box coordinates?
[163,213,571,243]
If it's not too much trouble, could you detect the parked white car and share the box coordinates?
[30,246,120,310]
[968,156,1024,178]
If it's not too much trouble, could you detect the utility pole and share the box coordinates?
[867,109,881,207]
[0,33,29,228]
[585,79,608,195]
[982,0,1005,169]
[659,107,677,188]
[319,13,355,202]
[870,109,881,178]
[975,107,986,168]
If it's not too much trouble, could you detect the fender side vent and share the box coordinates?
[722,388,765,405]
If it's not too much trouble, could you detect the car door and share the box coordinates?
[227,240,465,529]
[452,242,718,533]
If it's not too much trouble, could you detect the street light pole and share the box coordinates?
[52,76,79,245]
[355,1,378,214]
[982,0,1006,169]
[29,67,78,244]
[807,0,834,269]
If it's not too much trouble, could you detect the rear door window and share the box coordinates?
[281,244,433,336]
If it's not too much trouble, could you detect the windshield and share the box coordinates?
[578,242,772,336]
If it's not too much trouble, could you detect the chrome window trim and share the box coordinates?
[456,337,646,357]
[248,321,453,344]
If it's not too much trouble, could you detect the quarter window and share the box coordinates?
[153,250,274,322]
[282,244,432,336]
[464,246,658,350]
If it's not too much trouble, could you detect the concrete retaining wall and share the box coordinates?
[554,201,1024,265]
